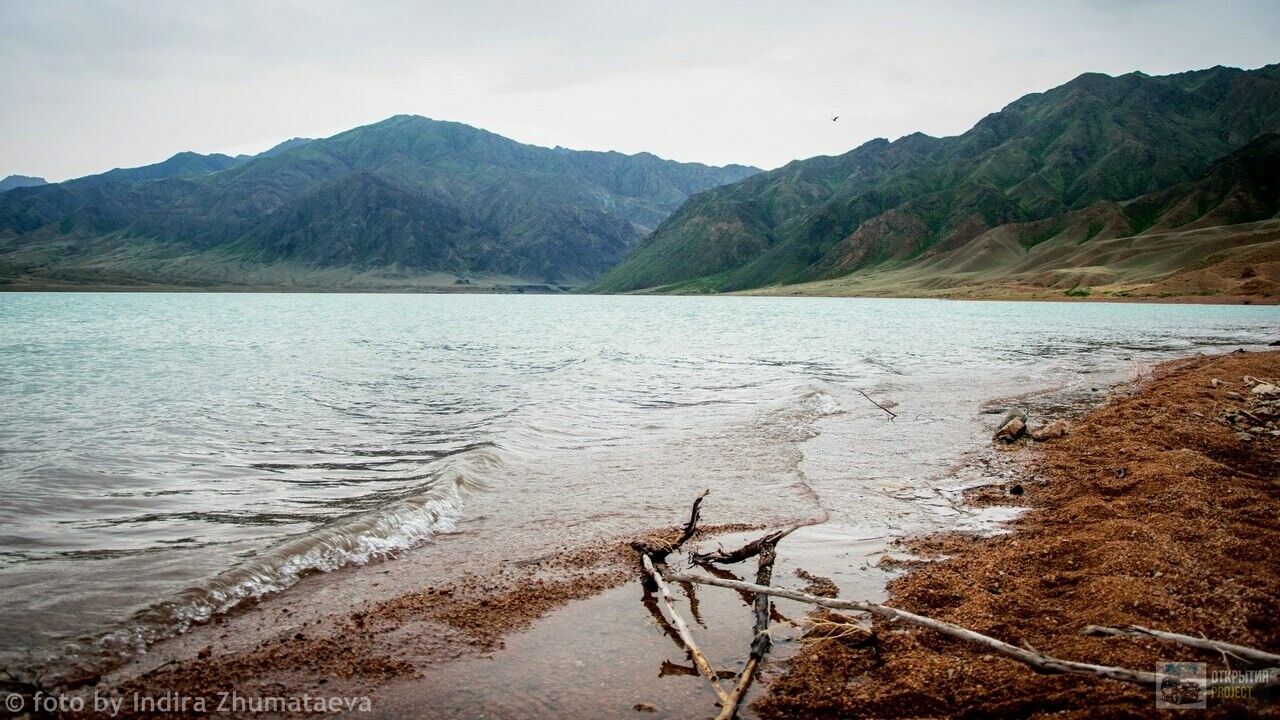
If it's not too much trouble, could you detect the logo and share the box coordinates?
[1156,662,1207,709]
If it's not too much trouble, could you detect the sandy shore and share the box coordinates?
[758,350,1280,718]
[735,284,1280,305]
[35,350,1278,719]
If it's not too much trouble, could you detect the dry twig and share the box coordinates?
[1084,625,1280,666]
[854,387,897,419]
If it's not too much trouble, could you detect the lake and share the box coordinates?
[0,292,1275,677]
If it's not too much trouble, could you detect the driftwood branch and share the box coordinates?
[854,387,897,419]
[750,542,778,660]
[659,659,736,680]
[642,555,730,705]
[693,525,799,565]
[675,489,709,549]
[664,572,1277,690]
[715,534,783,720]
[631,489,709,563]
[635,514,799,719]
[633,496,1280,718]
[1084,625,1280,666]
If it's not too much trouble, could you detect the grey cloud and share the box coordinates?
[1,0,1277,180]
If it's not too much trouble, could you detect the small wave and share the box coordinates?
[861,355,905,376]
[54,447,503,674]
[629,397,747,409]
[804,388,843,417]
[6,448,504,686]
[757,383,844,443]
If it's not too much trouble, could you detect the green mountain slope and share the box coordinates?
[69,151,245,187]
[589,64,1280,294]
[745,133,1280,300]
[0,117,757,289]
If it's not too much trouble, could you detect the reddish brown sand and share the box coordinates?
[754,351,1280,719]
[71,524,758,719]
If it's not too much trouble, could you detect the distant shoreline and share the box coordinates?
[3,284,1275,304]
[732,283,1280,305]
[0,283,572,294]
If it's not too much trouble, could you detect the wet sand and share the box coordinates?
[49,350,1279,719]
[66,523,748,719]
[66,519,909,719]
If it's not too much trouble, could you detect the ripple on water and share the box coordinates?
[0,293,1275,678]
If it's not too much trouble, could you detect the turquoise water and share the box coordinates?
[0,293,1276,674]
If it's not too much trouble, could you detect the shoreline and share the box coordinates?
[733,287,1280,306]
[22,349,1277,718]
[757,350,1280,718]
[2,284,1277,305]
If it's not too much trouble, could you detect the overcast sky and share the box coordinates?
[2,0,1278,181]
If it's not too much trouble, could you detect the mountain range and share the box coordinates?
[0,119,757,290]
[589,64,1280,300]
[4,64,1279,298]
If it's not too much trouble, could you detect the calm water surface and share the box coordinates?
[0,293,1276,674]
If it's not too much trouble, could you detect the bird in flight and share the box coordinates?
[832,116,839,122]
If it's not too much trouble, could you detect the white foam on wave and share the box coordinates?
[72,446,504,669]
[173,489,462,622]
[757,382,845,444]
